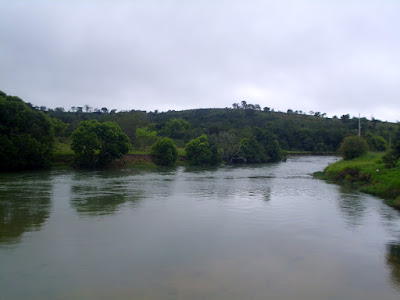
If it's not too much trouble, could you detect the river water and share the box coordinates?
[1,156,400,299]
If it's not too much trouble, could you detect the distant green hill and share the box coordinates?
[47,106,395,153]
[2,90,397,170]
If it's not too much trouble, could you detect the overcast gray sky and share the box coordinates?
[1,0,399,121]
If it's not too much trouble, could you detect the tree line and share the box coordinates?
[1,90,398,171]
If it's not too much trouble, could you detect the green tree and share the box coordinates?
[0,91,54,171]
[185,134,219,165]
[163,118,191,139]
[135,127,158,151]
[339,136,369,160]
[150,137,178,166]
[382,150,398,168]
[239,137,267,163]
[238,127,284,163]
[365,132,388,152]
[51,118,69,137]
[303,137,315,151]
[253,127,284,162]
[313,142,329,153]
[392,123,400,158]
[71,120,130,168]
[383,124,400,168]
[212,131,241,163]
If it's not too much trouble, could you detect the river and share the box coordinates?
[1,156,400,299]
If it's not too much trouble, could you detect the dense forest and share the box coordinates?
[45,99,395,152]
[0,91,54,171]
[0,90,397,170]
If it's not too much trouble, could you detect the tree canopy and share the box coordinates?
[392,124,400,159]
[0,91,54,171]
[43,103,394,155]
[339,136,369,160]
[71,120,130,168]
[150,137,178,166]
[365,132,388,152]
[162,118,192,140]
[185,134,219,165]
[135,127,158,151]
[238,127,284,163]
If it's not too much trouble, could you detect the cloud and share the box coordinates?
[1,0,399,121]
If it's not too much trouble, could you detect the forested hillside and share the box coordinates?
[45,102,394,153]
[1,90,396,170]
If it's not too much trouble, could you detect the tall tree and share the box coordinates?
[185,134,219,165]
[71,120,130,168]
[150,138,178,166]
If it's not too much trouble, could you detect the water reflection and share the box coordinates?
[181,165,273,202]
[2,157,400,299]
[0,174,52,244]
[337,187,367,228]
[387,243,400,289]
[70,172,145,217]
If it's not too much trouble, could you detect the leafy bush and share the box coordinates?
[365,132,388,152]
[185,134,219,165]
[382,149,398,168]
[150,137,178,166]
[339,136,369,160]
[71,120,130,168]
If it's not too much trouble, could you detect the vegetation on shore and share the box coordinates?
[315,152,400,209]
[71,120,130,168]
[1,90,397,172]
[0,91,55,171]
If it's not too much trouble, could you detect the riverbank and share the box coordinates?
[52,152,338,170]
[286,151,339,156]
[51,153,188,170]
[314,152,400,209]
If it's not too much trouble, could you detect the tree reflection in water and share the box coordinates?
[0,175,52,244]
[386,242,400,290]
[337,187,367,228]
[70,174,144,217]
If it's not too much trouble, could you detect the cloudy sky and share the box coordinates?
[1,0,399,121]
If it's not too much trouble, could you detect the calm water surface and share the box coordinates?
[1,156,400,299]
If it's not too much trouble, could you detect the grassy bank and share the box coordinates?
[315,152,400,209]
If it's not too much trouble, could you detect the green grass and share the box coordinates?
[52,139,75,169]
[177,147,186,156]
[54,138,74,155]
[320,152,400,209]
[127,149,149,155]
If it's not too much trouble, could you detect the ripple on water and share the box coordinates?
[1,156,400,299]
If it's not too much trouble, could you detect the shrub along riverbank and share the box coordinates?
[315,152,400,209]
